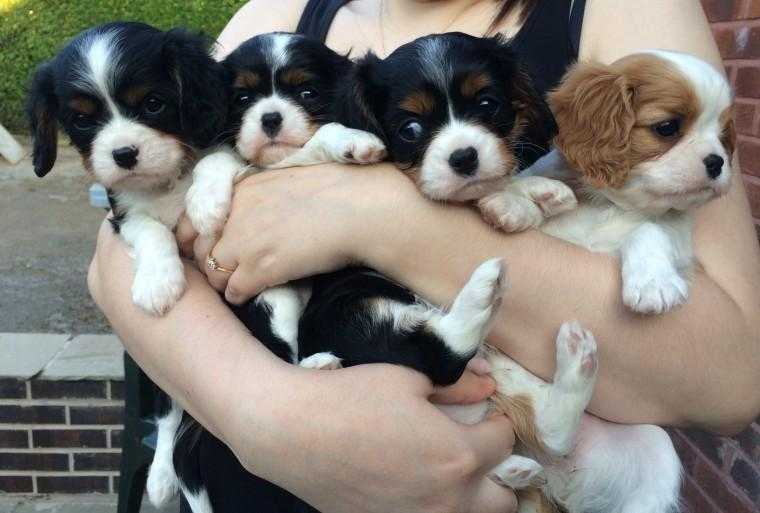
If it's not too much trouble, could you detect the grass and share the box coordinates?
[0,0,248,132]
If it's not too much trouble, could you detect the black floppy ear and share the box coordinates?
[163,28,229,148]
[335,52,387,140]
[512,69,557,169]
[488,35,557,169]
[26,61,59,177]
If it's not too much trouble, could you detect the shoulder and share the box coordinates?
[580,0,721,67]
[215,0,310,58]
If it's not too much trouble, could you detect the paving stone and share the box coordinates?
[0,494,178,513]
[40,334,124,380]
[0,333,69,378]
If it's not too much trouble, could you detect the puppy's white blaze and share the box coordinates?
[91,117,185,188]
[146,401,182,507]
[256,284,312,363]
[417,37,451,91]
[420,120,508,201]
[237,94,315,164]
[266,32,293,72]
[74,29,122,116]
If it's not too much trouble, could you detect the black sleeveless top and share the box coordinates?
[295,0,587,97]
[181,4,587,513]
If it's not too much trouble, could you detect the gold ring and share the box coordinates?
[206,255,233,274]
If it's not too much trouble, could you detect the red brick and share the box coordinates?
[735,66,760,99]
[30,379,107,399]
[0,476,33,493]
[110,429,123,448]
[0,405,65,424]
[744,176,760,217]
[681,474,721,513]
[746,0,760,18]
[735,422,760,466]
[73,452,121,471]
[0,430,29,448]
[0,379,26,399]
[37,476,109,494]
[735,101,758,135]
[33,429,107,448]
[730,457,759,502]
[671,430,700,474]
[683,429,726,467]
[713,25,760,59]
[739,138,760,177]
[702,0,743,21]
[0,452,68,471]
[69,405,123,425]
[693,459,756,513]
[110,380,125,400]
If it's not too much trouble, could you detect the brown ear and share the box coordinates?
[512,70,557,169]
[721,116,736,158]
[549,62,636,188]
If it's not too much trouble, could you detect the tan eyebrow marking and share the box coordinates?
[121,85,152,106]
[68,97,97,115]
[460,72,491,98]
[281,68,314,86]
[400,90,436,115]
[234,71,261,89]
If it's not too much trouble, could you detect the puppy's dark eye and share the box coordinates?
[299,88,318,101]
[235,91,253,106]
[476,96,500,117]
[653,119,681,138]
[399,120,424,142]
[73,113,96,131]
[143,96,166,115]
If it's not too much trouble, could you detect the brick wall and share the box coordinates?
[679,5,760,512]
[0,378,124,494]
[704,0,760,237]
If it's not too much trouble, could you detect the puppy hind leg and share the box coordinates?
[431,258,507,359]
[147,401,183,507]
[490,455,547,490]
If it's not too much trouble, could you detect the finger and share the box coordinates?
[201,237,236,293]
[469,478,518,513]
[175,215,198,258]
[430,371,495,405]
[463,414,516,471]
[193,233,218,271]
[224,261,269,304]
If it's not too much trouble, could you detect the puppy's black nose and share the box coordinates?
[261,112,283,137]
[449,147,479,176]
[704,154,724,179]
[112,146,139,170]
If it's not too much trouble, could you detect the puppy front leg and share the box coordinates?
[478,176,576,233]
[621,222,688,314]
[120,215,185,315]
[267,123,386,169]
[185,147,251,237]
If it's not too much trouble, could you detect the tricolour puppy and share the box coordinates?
[27,22,228,315]
[526,50,735,315]
[349,33,682,513]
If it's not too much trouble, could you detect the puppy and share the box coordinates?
[350,33,682,513]
[27,22,228,315]
[522,50,735,315]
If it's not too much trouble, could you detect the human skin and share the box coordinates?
[89,0,760,512]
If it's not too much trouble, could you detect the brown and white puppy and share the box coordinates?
[526,50,735,314]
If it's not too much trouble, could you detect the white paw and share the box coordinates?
[623,267,688,315]
[146,461,179,507]
[554,321,598,392]
[437,259,507,356]
[531,180,577,217]
[336,130,386,164]
[185,180,232,236]
[490,456,546,490]
[478,194,543,233]
[132,259,186,316]
[299,352,343,370]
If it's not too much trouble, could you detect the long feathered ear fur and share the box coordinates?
[549,62,636,188]
[26,61,59,177]
[163,29,229,149]
[334,51,387,141]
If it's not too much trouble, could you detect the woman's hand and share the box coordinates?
[228,362,518,513]
[179,162,427,304]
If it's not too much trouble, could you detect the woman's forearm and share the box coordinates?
[362,175,760,435]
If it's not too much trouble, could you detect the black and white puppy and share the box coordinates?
[27,21,228,315]
[349,33,681,513]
